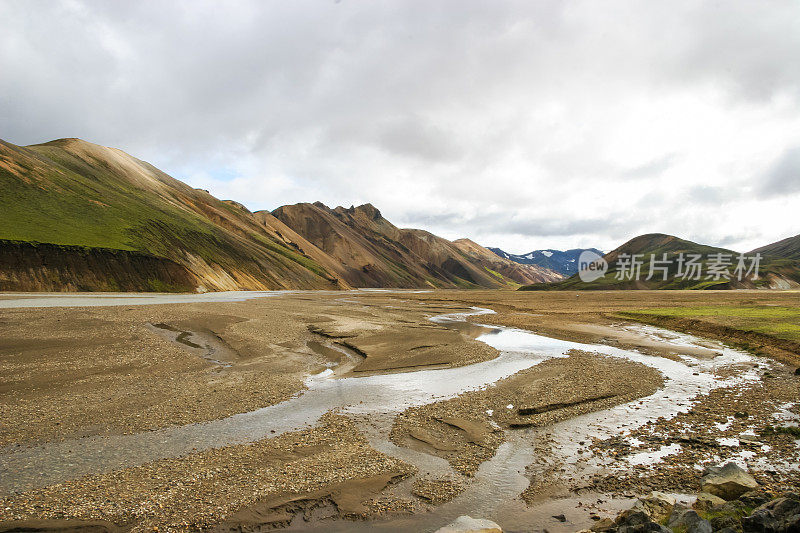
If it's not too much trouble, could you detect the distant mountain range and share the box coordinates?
[488,247,604,276]
[2,137,797,293]
[0,137,561,292]
[520,233,800,291]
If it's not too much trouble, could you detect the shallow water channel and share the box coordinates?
[303,311,762,532]
[0,302,764,532]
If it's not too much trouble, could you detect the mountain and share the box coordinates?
[750,234,800,289]
[489,247,604,276]
[751,234,800,260]
[0,137,560,292]
[520,233,800,290]
[451,239,563,285]
[0,138,353,292]
[272,203,561,289]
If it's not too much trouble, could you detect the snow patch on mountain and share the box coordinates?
[487,247,604,276]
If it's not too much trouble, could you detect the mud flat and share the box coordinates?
[391,351,664,477]
[0,290,798,531]
[0,414,417,531]
[0,292,492,447]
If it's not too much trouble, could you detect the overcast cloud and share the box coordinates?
[1,0,799,253]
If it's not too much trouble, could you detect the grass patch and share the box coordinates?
[625,306,800,319]
[760,425,800,438]
[622,305,800,343]
[147,279,193,293]
[484,266,505,280]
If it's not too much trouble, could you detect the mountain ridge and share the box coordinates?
[271,202,561,289]
[0,137,561,292]
[452,239,564,285]
[1,137,344,291]
[751,233,800,260]
[489,246,604,276]
[520,232,800,290]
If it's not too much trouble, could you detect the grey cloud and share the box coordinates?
[4,1,798,153]
[684,186,739,205]
[400,209,633,239]
[714,233,759,251]
[623,154,676,180]
[375,117,463,162]
[321,115,464,162]
[1,0,798,253]
[670,2,800,102]
[758,147,800,197]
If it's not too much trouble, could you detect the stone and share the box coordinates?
[668,504,713,533]
[633,491,676,522]
[590,517,616,532]
[701,462,759,500]
[614,509,671,533]
[688,521,714,533]
[694,492,726,511]
[435,515,503,533]
[742,495,800,533]
[705,501,748,532]
[738,490,773,509]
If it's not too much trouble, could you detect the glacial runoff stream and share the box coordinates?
[0,293,768,532]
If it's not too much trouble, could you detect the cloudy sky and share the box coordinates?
[2,0,799,253]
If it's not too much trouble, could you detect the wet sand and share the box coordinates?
[0,293,492,446]
[1,290,798,531]
[391,351,664,477]
[0,414,416,531]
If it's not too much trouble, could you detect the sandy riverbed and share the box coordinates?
[0,290,798,531]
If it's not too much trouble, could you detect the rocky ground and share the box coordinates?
[580,470,799,533]
[586,371,800,497]
[0,290,798,532]
[0,413,416,530]
[0,294,494,446]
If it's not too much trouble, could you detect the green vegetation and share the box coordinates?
[624,306,800,319]
[1,142,211,252]
[483,266,505,280]
[147,279,193,293]
[0,140,333,288]
[451,275,480,289]
[698,501,753,531]
[760,425,800,438]
[620,305,800,343]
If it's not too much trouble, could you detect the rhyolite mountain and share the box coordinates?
[0,137,560,292]
[271,203,561,289]
[451,239,563,285]
[489,247,604,276]
[0,138,346,292]
[520,233,800,291]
